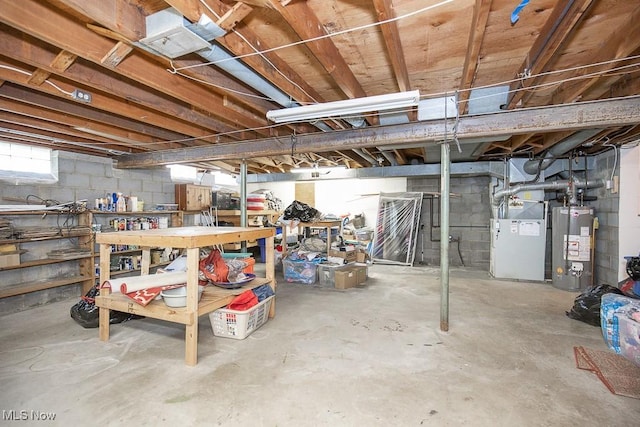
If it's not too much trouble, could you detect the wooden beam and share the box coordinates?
[216,2,253,32]
[165,0,327,113]
[50,50,77,71]
[27,68,50,86]
[85,22,279,120]
[372,0,411,92]
[0,29,243,139]
[53,0,145,41]
[0,60,226,143]
[0,121,138,153]
[393,149,407,165]
[0,0,268,132]
[0,130,110,156]
[0,96,185,149]
[100,41,133,67]
[507,133,534,153]
[534,130,578,154]
[0,82,196,143]
[26,50,77,86]
[266,0,367,101]
[114,97,640,168]
[458,0,492,114]
[507,0,594,109]
[551,6,640,105]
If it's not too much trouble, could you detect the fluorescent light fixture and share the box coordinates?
[267,90,420,123]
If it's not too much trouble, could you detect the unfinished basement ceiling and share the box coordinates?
[0,0,639,175]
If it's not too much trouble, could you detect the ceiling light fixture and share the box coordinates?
[266,90,420,123]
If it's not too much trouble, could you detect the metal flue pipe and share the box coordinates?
[491,178,605,218]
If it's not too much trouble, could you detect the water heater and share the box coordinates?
[551,206,595,291]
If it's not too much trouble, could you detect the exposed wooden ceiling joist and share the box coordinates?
[507,0,595,109]
[372,0,411,92]
[458,0,492,114]
[0,1,637,171]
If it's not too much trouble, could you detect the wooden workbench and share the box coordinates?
[95,226,276,366]
[281,219,342,257]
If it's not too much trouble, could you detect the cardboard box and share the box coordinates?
[317,263,351,287]
[0,252,20,268]
[356,251,370,263]
[354,264,368,284]
[329,249,356,263]
[334,268,358,289]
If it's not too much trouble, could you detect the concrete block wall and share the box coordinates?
[408,176,491,269]
[0,152,175,314]
[590,149,620,287]
[1,152,175,209]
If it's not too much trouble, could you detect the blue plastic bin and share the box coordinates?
[258,227,282,262]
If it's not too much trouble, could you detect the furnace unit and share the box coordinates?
[490,217,547,281]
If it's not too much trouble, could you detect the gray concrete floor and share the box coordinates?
[1,264,638,426]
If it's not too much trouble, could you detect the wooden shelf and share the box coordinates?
[0,229,90,245]
[96,277,271,325]
[1,210,94,298]
[89,210,180,215]
[0,275,93,299]
[0,254,92,272]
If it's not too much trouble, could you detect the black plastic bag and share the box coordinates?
[565,284,624,326]
[283,200,321,222]
[70,285,138,328]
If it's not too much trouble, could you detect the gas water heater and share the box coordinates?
[551,206,595,291]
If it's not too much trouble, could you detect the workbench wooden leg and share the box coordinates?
[185,323,197,366]
[99,307,110,341]
[185,247,199,366]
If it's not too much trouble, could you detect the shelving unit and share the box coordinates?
[213,209,280,250]
[89,210,181,280]
[0,209,94,299]
[95,226,276,366]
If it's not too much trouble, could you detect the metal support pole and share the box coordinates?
[240,160,248,253]
[440,142,450,332]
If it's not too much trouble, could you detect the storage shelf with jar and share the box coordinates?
[212,209,281,250]
[0,209,94,299]
[88,210,182,283]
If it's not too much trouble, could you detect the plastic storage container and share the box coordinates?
[283,258,318,284]
[601,293,640,367]
[257,227,282,263]
[317,263,351,287]
[209,296,273,339]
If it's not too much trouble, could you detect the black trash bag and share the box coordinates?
[283,200,321,222]
[70,285,138,328]
[565,284,624,326]
[625,255,640,280]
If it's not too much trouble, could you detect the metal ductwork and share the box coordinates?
[522,129,602,175]
[140,8,297,109]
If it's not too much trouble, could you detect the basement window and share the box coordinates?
[168,164,197,182]
[0,141,58,184]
